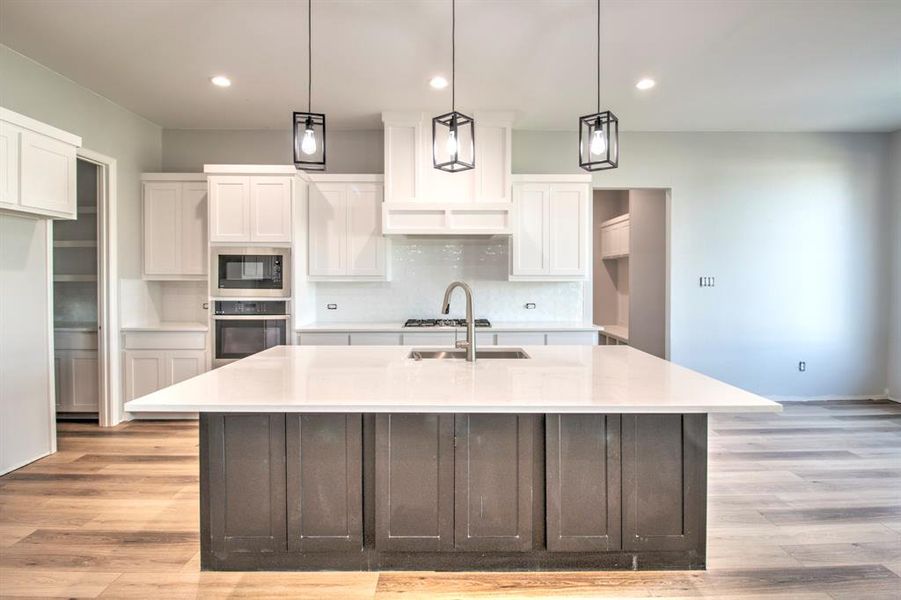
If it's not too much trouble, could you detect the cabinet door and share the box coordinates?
[123,350,165,401]
[511,183,548,275]
[454,414,533,552]
[19,130,76,217]
[495,332,546,346]
[180,183,208,275]
[0,122,20,209]
[547,183,587,276]
[546,414,621,551]
[250,176,292,243]
[308,183,347,276]
[349,332,402,345]
[207,414,287,553]
[346,183,385,277]
[621,414,706,553]
[54,354,67,411]
[401,332,457,347]
[298,332,350,346]
[67,351,99,412]
[166,350,207,385]
[143,182,180,276]
[209,176,251,242]
[545,331,598,345]
[375,414,454,552]
[286,414,362,552]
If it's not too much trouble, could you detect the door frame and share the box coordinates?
[75,148,121,426]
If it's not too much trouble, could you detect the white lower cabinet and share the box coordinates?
[124,349,207,402]
[123,331,209,403]
[298,330,598,346]
[350,332,403,345]
[546,331,599,345]
[495,332,547,346]
[401,332,457,346]
[298,332,351,346]
[55,350,99,413]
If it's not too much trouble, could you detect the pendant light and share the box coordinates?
[579,0,619,171]
[293,0,326,170]
[433,0,474,172]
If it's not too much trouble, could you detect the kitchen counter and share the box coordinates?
[125,344,777,573]
[296,321,601,332]
[120,321,208,332]
[124,344,778,414]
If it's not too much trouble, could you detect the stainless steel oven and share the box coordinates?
[213,300,289,368]
[211,247,290,298]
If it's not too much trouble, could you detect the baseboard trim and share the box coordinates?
[767,394,890,402]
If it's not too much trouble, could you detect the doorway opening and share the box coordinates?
[592,189,669,358]
[52,159,101,421]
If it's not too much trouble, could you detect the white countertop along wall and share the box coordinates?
[125,345,781,414]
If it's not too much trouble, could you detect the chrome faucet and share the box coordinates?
[441,281,476,362]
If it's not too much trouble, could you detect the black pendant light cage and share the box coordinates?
[433,110,475,172]
[579,0,619,172]
[432,0,475,173]
[579,110,619,171]
[293,0,326,170]
[293,111,326,170]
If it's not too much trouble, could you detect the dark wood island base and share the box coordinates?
[199,412,707,571]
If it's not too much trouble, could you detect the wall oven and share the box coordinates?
[213,300,289,368]
[211,247,290,298]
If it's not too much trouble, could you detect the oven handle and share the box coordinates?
[213,315,290,320]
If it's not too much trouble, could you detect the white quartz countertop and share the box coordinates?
[297,321,602,333]
[121,321,209,332]
[124,345,781,415]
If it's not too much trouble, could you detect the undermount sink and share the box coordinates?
[408,348,531,360]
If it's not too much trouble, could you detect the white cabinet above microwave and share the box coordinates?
[0,107,81,220]
[204,165,295,244]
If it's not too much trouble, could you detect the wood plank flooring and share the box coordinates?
[1,400,900,598]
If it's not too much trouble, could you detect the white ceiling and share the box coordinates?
[2,0,900,132]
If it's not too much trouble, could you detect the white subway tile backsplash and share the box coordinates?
[312,238,584,322]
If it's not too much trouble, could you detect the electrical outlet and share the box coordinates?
[699,276,716,287]
[798,361,806,372]
[326,303,337,310]
[525,302,536,309]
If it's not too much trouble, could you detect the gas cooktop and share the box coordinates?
[404,318,491,328]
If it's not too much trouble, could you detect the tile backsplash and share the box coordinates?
[309,237,585,322]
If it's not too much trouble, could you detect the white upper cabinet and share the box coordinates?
[307,175,387,281]
[509,175,590,281]
[205,165,295,244]
[0,108,81,219]
[599,214,630,259]
[380,111,513,235]
[142,175,207,279]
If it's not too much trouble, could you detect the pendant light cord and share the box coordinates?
[596,0,600,113]
[308,0,312,113]
[451,0,455,111]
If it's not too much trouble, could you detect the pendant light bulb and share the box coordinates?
[590,128,606,156]
[445,128,458,156]
[301,118,317,155]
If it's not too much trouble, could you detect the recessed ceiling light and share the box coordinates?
[210,75,232,88]
[636,78,656,90]
[429,75,449,90]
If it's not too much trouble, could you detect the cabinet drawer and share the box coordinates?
[495,332,546,346]
[545,331,598,345]
[298,332,351,346]
[123,331,206,350]
[349,332,402,346]
[54,330,98,350]
[402,332,457,346]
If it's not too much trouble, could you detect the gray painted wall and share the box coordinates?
[889,131,901,401]
[1,45,162,281]
[162,128,383,173]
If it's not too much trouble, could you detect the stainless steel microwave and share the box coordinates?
[210,247,290,298]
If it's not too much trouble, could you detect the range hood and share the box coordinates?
[381,111,514,235]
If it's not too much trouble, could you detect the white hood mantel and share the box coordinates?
[381,111,514,235]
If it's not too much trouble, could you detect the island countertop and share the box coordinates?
[124,345,781,414]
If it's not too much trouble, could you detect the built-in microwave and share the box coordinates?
[211,247,290,298]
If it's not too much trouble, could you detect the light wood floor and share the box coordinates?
[1,400,900,599]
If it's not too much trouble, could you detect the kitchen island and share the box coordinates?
[124,344,780,571]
